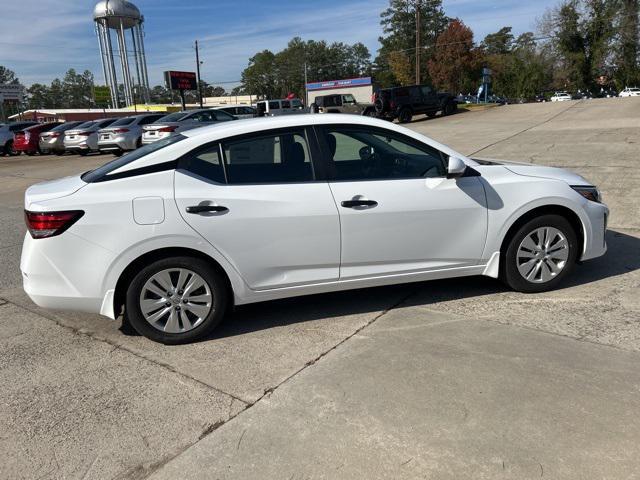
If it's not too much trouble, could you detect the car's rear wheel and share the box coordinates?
[398,107,413,123]
[502,214,578,293]
[125,256,228,344]
[5,140,18,156]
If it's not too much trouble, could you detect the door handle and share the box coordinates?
[341,199,378,208]
[186,205,228,214]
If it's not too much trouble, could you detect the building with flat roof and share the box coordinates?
[306,77,373,105]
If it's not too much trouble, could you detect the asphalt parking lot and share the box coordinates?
[1,98,639,479]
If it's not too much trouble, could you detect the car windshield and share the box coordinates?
[156,111,188,122]
[110,117,136,126]
[81,134,186,183]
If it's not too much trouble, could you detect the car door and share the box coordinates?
[316,124,488,280]
[174,126,340,290]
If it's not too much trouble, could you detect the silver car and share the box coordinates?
[63,118,117,155]
[97,113,165,155]
[214,105,256,119]
[141,109,236,145]
[38,121,83,155]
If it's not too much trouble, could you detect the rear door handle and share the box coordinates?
[185,205,228,214]
[341,199,378,208]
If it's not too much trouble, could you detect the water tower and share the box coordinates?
[94,0,150,107]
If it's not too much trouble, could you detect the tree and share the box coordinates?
[482,27,514,55]
[376,0,449,86]
[540,0,618,90]
[0,66,20,85]
[427,19,481,94]
[615,0,639,88]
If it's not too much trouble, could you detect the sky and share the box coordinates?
[0,0,560,89]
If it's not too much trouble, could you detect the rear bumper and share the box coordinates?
[98,135,138,151]
[20,232,116,318]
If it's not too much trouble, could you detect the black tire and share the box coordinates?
[398,107,413,124]
[442,101,457,116]
[374,97,389,114]
[125,256,228,344]
[426,111,437,118]
[5,140,18,156]
[113,150,123,157]
[502,214,578,293]
[55,151,64,156]
[79,150,88,156]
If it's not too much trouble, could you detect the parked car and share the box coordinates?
[255,99,307,117]
[38,121,84,155]
[97,114,165,156]
[214,106,256,119]
[13,122,61,155]
[21,114,608,344]
[373,85,457,123]
[142,109,236,145]
[550,92,572,102]
[619,87,640,97]
[572,90,593,100]
[0,121,37,156]
[595,88,618,98]
[311,93,376,116]
[63,118,117,155]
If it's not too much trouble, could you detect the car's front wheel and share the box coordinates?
[125,256,228,344]
[502,214,578,293]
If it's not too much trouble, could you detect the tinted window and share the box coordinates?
[158,111,189,122]
[240,107,255,115]
[420,86,433,96]
[138,115,163,125]
[111,117,136,126]
[222,129,313,184]
[320,126,446,180]
[182,144,225,183]
[82,134,186,182]
[75,121,95,129]
[211,110,236,122]
[189,111,215,122]
[394,88,410,98]
[268,101,280,110]
[51,122,82,132]
[343,94,356,104]
[98,119,116,128]
[281,100,291,108]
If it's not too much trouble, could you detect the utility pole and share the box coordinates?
[415,0,421,85]
[195,40,203,108]
[304,61,309,106]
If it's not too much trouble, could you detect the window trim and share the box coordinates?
[218,126,321,185]
[312,124,449,183]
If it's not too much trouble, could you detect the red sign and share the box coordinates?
[164,71,198,91]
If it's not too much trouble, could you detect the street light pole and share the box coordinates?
[195,40,204,108]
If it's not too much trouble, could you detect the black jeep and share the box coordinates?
[373,85,457,123]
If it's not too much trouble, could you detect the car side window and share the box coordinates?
[181,143,225,183]
[192,111,215,122]
[319,126,447,181]
[421,86,432,96]
[268,101,280,110]
[222,129,313,184]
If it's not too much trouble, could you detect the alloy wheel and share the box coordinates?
[516,226,570,283]
[139,268,213,333]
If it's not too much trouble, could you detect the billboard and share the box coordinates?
[164,71,198,91]
[306,77,372,92]
[0,84,24,101]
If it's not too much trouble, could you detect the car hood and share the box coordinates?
[472,157,592,186]
[25,174,87,208]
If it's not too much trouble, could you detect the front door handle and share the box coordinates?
[341,199,378,208]
[186,205,228,214]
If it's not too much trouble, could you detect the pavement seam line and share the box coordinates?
[0,299,250,405]
[468,101,582,157]
[141,287,421,479]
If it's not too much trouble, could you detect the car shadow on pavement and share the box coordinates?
[190,229,639,342]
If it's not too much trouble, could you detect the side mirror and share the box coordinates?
[447,156,467,179]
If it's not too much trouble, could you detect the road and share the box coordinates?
[1,98,639,479]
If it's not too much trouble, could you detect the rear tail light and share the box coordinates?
[50,132,61,137]
[112,128,129,133]
[77,131,92,137]
[157,126,177,133]
[25,210,84,239]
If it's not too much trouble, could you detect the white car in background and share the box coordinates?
[550,92,572,102]
[619,87,640,97]
[21,115,608,344]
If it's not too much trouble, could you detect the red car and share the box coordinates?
[13,122,61,155]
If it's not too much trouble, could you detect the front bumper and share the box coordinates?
[580,200,609,261]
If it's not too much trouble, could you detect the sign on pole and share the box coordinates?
[0,84,24,102]
[163,71,197,110]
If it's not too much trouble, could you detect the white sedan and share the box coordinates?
[550,92,572,102]
[619,88,640,97]
[21,115,608,344]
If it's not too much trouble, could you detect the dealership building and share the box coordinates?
[306,77,374,105]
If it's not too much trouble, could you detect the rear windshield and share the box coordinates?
[81,134,186,183]
[110,117,136,126]
[75,121,95,129]
[51,122,80,132]
[157,111,189,122]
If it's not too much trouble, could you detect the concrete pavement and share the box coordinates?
[1,98,639,479]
